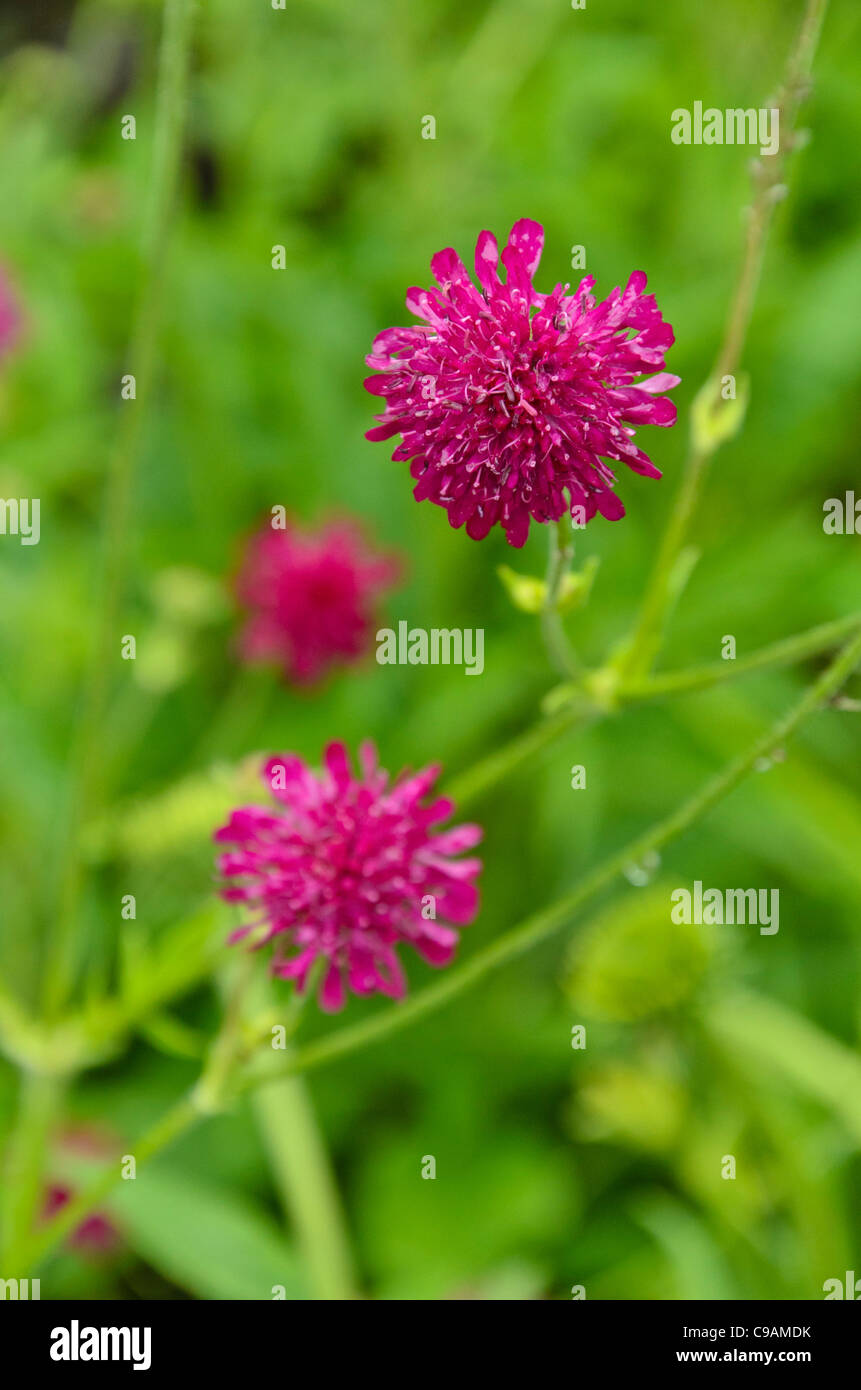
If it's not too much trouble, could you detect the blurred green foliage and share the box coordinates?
[0,0,860,1300]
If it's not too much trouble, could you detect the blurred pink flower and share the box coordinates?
[215,741,483,1011]
[365,218,679,546]
[43,1184,121,1258]
[235,517,399,684]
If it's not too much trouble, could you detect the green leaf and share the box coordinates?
[137,1011,206,1060]
[705,991,861,1144]
[633,1192,738,1300]
[109,1165,308,1300]
[79,904,222,1048]
[690,372,750,453]
[665,545,700,609]
[497,565,547,614]
[497,555,599,617]
[556,555,600,613]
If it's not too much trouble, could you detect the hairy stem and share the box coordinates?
[621,0,829,681]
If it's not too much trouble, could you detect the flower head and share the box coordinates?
[235,517,399,684]
[365,219,679,546]
[215,742,482,1011]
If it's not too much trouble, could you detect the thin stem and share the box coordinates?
[446,611,859,809]
[619,449,708,680]
[46,0,196,1017]
[16,624,861,1274]
[444,702,588,809]
[621,0,829,681]
[714,0,828,384]
[193,950,259,1114]
[253,1073,358,1300]
[0,1072,63,1264]
[540,518,578,677]
[623,613,861,702]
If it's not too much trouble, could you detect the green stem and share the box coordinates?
[623,613,861,702]
[444,702,588,808]
[0,1072,63,1264]
[244,965,358,1299]
[540,518,578,677]
[620,0,829,681]
[46,0,196,1017]
[253,1073,358,1300]
[192,950,258,1114]
[447,612,859,809]
[620,449,708,681]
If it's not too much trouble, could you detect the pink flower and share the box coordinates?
[365,219,679,547]
[235,517,400,684]
[214,742,483,1011]
[40,1128,122,1258]
[43,1185,121,1257]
